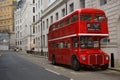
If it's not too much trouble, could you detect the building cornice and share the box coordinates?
[41,0,64,19]
[33,0,65,25]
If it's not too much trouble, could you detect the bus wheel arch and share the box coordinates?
[52,54,56,65]
[71,55,81,71]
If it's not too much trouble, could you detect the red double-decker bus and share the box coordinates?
[48,8,109,71]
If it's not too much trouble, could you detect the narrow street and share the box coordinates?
[0,51,69,80]
[0,51,120,80]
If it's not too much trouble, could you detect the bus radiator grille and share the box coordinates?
[89,54,103,65]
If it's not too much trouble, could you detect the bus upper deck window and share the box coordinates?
[94,14,105,22]
[80,14,92,21]
[66,18,70,25]
[72,14,78,22]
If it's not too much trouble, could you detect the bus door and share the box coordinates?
[58,42,64,63]
[63,40,71,64]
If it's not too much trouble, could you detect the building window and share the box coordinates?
[100,0,107,5]
[56,12,58,20]
[80,0,85,8]
[33,26,35,33]
[69,3,74,13]
[33,16,35,22]
[20,41,22,45]
[43,21,45,30]
[33,0,35,4]
[33,39,35,44]
[33,7,35,13]
[46,19,49,28]
[101,37,109,44]
[50,16,53,23]
[62,8,65,17]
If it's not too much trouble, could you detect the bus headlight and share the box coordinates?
[82,56,86,60]
[105,56,109,60]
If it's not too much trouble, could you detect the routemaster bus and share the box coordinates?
[48,8,109,71]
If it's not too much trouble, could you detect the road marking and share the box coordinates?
[70,78,74,80]
[45,68,60,75]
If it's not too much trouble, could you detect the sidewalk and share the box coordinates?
[18,51,120,72]
[109,67,120,72]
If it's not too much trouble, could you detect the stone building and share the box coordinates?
[14,0,34,51]
[85,0,120,68]
[0,0,17,49]
[37,0,120,68]
[15,0,120,68]
[0,0,17,33]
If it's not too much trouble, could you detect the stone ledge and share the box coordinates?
[109,68,120,72]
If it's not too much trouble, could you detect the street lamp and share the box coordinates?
[40,18,43,56]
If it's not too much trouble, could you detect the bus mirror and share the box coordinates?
[106,17,108,22]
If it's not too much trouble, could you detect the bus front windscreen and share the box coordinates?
[80,14,92,21]
[80,36,99,48]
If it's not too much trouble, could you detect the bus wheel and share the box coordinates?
[72,57,80,71]
[52,56,56,65]
[101,64,109,70]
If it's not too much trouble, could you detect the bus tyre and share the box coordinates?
[72,57,80,71]
[52,56,56,65]
[101,64,109,70]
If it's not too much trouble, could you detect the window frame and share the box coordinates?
[80,14,92,21]
[71,14,78,23]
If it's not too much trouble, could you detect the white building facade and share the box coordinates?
[85,0,120,68]
[14,0,120,68]
[14,0,34,51]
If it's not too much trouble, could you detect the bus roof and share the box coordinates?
[49,8,105,30]
[80,8,105,14]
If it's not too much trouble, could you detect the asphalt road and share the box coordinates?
[18,52,120,80]
[0,51,120,80]
[0,52,69,80]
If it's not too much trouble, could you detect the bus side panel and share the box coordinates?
[48,41,60,63]
[48,41,52,61]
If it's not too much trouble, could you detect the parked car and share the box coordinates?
[14,47,19,52]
